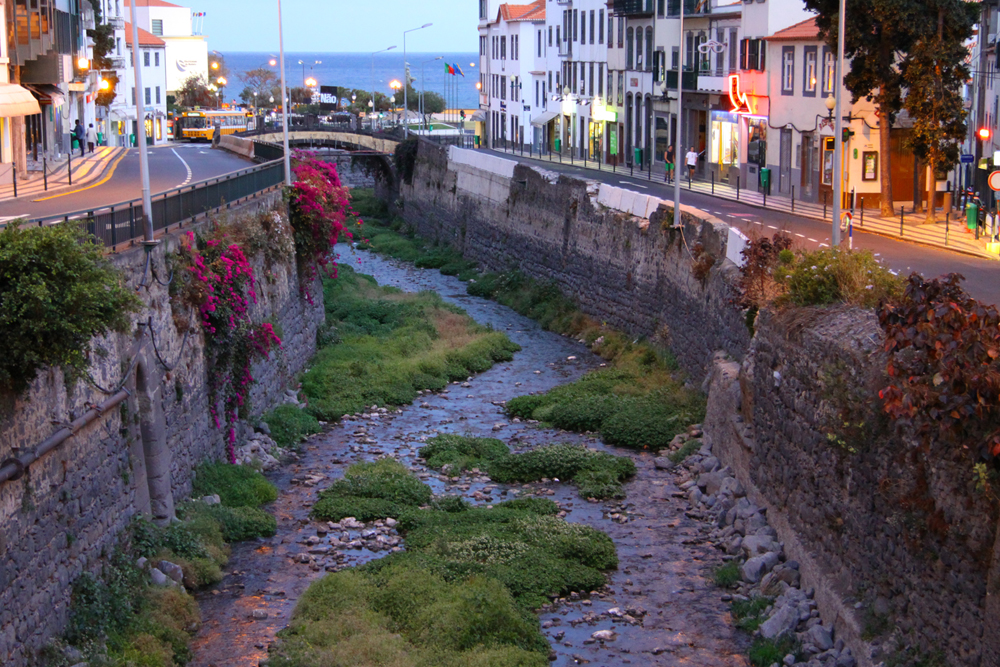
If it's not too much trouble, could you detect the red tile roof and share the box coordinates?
[767,17,820,41]
[497,0,545,23]
[133,0,182,7]
[124,22,166,47]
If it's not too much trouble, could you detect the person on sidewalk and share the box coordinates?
[685,146,698,181]
[73,120,85,157]
[85,123,97,154]
[665,145,675,183]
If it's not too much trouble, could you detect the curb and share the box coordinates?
[0,149,126,204]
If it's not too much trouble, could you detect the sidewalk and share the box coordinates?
[0,146,126,204]
[492,146,998,261]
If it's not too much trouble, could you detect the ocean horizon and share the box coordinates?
[222,51,480,109]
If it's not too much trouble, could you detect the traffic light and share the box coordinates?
[460,110,466,120]
[841,128,855,143]
[979,127,992,141]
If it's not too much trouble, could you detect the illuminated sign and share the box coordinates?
[592,100,617,122]
[728,74,751,114]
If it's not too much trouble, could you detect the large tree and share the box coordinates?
[900,0,977,223]
[177,74,215,108]
[238,67,280,102]
[804,0,921,216]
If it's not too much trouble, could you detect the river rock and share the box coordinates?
[805,624,834,651]
[759,602,799,639]
[654,457,672,470]
[741,534,781,556]
[150,568,171,587]
[201,494,221,505]
[251,609,269,620]
[742,551,780,583]
[591,629,617,641]
[159,560,184,584]
[697,469,728,496]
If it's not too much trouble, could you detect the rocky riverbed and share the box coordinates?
[188,245,750,667]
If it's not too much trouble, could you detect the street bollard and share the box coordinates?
[823,191,827,220]
[12,164,16,198]
[763,186,767,209]
[945,210,949,246]
[900,207,904,236]
[711,170,715,195]
[791,185,795,212]
[737,175,740,202]
[43,157,47,191]
[68,150,72,186]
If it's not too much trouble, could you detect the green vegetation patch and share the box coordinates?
[776,247,904,309]
[312,458,434,522]
[302,265,520,421]
[418,437,636,500]
[262,404,322,448]
[748,636,801,667]
[191,462,278,508]
[713,561,741,589]
[731,595,773,633]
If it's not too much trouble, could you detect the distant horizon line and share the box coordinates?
[220,50,476,54]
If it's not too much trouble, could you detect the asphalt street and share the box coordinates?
[0,142,254,221]
[485,150,1000,306]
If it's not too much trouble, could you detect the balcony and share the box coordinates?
[612,0,654,16]
[7,0,56,66]
[108,16,124,29]
[666,0,712,16]
[107,56,127,70]
[696,74,727,92]
[665,70,699,90]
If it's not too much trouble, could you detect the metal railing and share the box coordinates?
[9,159,286,249]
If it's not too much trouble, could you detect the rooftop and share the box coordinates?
[496,0,546,23]
[124,22,166,47]
[766,16,820,41]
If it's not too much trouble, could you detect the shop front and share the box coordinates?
[745,115,768,191]
[591,102,616,165]
[709,110,739,184]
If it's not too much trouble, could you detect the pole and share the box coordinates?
[277,0,292,186]
[831,0,846,246]
[673,4,684,228]
[129,0,153,242]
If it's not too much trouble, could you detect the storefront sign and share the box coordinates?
[319,86,339,111]
[592,104,617,122]
[727,75,751,114]
[610,128,618,156]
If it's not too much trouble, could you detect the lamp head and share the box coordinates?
[422,22,432,28]
[824,95,836,112]
[77,57,90,70]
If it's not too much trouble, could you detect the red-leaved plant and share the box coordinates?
[177,231,282,462]
[879,273,1000,460]
[288,151,354,300]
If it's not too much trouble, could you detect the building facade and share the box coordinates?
[124,0,207,95]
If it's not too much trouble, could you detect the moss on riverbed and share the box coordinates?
[417,436,636,500]
[277,461,617,667]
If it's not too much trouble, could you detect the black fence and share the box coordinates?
[10,160,286,249]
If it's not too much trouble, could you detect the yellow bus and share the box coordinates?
[179,110,252,141]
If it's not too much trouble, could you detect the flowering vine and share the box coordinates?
[287,151,356,300]
[176,231,282,462]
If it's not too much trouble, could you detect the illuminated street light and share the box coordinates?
[217,77,227,86]
[305,77,318,88]
[100,78,111,90]
[77,57,90,69]
[211,61,219,70]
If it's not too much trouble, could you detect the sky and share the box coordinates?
[192,0,479,53]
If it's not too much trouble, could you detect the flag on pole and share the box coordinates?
[454,64,465,77]
[445,63,456,75]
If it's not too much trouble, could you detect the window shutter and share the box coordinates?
[740,38,749,70]
[757,40,766,71]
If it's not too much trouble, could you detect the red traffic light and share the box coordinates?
[979,127,992,141]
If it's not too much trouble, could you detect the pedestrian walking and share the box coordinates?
[85,123,97,154]
[73,120,85,157]
[685,146,698,180]
[665,145,675,183]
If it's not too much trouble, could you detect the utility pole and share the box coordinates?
[277,0,291,185]
[673,8,684,227]
[128,0,154,243]
[831,0,846,246]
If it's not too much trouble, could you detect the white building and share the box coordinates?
[107,22,168,146]
[125,0,207,94]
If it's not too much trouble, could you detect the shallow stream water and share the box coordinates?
[188,245,749,667]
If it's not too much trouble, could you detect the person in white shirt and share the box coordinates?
[685,146,699,180]
[85,123,98,154]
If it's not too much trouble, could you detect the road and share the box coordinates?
[485,150,1000,305]
[0,142,254,221]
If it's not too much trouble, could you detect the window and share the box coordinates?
[803,46,817,96]
[636,27,643,69]
[626,27,634,69]
[479,0,487,19]
[781,46,794,94]
[535,80,539,106]
[151,18,162,36]
[617,71,624,105]
[599,10,605,44]
[729,28,738,73]
[548,71,552,90]
[556,26,560,45]
[618,17,624,48]
[740,38,765,71]
[156,86,161,104]
[501,36,506,59]
[590,10,595,43]
[144,51,150,67]
[538,30,542,57]
[580,11,585,43]
[155,51,159,66]
[646,27,653,72]
[144,87,151,105]
[548,26,552,47]
[131,88,135,105]
[672,46,679,70]
[686,32,694,71]
[514,35,519,59]
[607,69,613,100]
[573,9,578,42]
[716,29,725,75]
[822,48,835,94]
[589,62,594,95]
[658,0,665,15]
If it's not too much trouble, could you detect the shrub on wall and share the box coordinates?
[0,222,140,393]
[393,138,419,185]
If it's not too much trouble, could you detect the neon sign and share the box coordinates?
[728,74,752,114]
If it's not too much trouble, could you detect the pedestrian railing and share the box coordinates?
[6,159,286,250]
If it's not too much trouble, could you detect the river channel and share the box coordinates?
[188,244,749,667]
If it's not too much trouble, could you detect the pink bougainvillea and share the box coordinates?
[288,152,353,301]
[177,231,282,463]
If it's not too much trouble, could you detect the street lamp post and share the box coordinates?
[277,0,291,185]
[372,45,397,132]
[421,56,443,132]
[672,0,685,228]
[831,0,847,246]
[128,0,153,243]
[403,23,432,137]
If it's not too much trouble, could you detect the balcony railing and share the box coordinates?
[612,0,655,16]
[108,16,124,29]
[666,0,711,16]
[107,56,127,70]
[665,70,699,90]
[7,0,56,66]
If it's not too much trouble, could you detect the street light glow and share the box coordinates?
[100,78,111,90]
[305,77,318,87]
[211,61,219,70]
[269,58,277,66]
[217,77,227,85]
[389,79,402,90]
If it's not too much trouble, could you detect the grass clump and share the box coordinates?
[190,461,278,508]
[748,636,801,667]
[668,439,702,464]
[301,265,520,421]
[731,596,773,633]
[418,437,636,500]
[262,404,321,448]
[713,561,741,588]
[312,458,433,522]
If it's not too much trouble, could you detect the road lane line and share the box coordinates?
[807,238,817,242]
[172,148,193,187]
[795,233,805,238]
[32,149,129,202]
[767,225,778,229]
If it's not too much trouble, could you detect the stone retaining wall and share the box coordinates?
[0,194,324,666]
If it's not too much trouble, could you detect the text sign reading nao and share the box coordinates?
[319,86,339,112]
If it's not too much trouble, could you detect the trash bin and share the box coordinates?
[759,168,772,194]
[967,201,980,231]
[474,135,480,149]
[634,147,643,167]
[554,137,561,153]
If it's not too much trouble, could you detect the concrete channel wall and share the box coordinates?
[398,140,1000,667]
[0,194,324,666]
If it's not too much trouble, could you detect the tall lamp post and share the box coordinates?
[403,23,432,137]
[128,0,153,243]
[298,59,322,86]
[276,0,291,185]
[672,0,685,228]
[831,0,847,246]
[389,80,402,126]
[372,45,398,131]
[421,56,443,132]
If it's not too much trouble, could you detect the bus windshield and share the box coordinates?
[186,117,207,129]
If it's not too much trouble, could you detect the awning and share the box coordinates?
[0,83,41,117]
[24,84,65,108]
[530,110,559,127]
